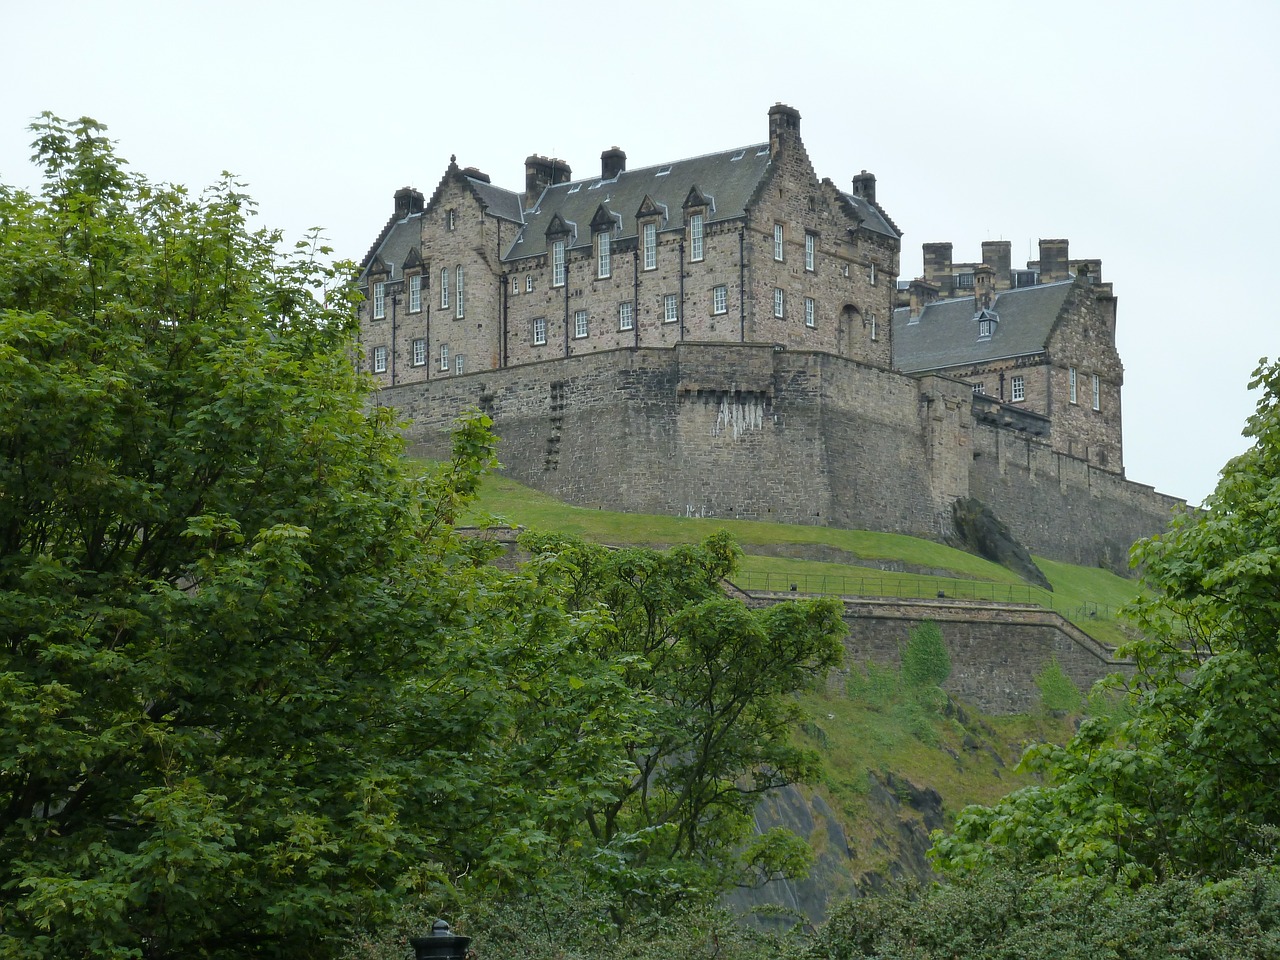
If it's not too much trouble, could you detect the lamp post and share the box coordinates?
[410,919,471,960]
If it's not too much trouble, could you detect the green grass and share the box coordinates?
[462,471,1149,646]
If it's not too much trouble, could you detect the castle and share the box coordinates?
[357,104,1181,570]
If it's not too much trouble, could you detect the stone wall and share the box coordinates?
[969,421,1186,570]
[385,342,1184,570]
[836,596,1132,714]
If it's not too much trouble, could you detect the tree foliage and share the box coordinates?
[0,115,846,956]
[796,866,1280,960]
[932,357,1280,885]
[514,533,846,913]
[0,115,628,958]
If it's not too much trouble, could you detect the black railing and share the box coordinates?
[732,571,1119,625]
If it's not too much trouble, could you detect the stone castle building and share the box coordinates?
[356,104,1181,569]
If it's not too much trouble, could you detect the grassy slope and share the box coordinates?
[464,473,1148,647]
[458,471,1147,883]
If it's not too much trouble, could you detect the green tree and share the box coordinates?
[900,620,950,690]
[0,116,635,958]
[932,357,1280,885]
[516,532,846,914]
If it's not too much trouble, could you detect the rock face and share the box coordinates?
[949,497,1053,590]
[724,773,945,928]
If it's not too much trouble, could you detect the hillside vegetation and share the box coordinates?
[462,472,1147,647]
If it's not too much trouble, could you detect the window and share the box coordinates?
[372,281,386,319]
[869,314,878,341]
[869,262,876,285]
[455,266,465,318]
[663,294,678,323]
[773,223,784,261]
[805,233,815,272]
[440,268,449,309]
[447,209,456,230]
[773,287,785,318]
[978,319,993,337]
[712,285,727,315]
[1011,375,1025,402]
[511,277,519,295]
[643,223,657,270]
[689,213,704,262]
[574,309,588,339]
[372,345,387,373]
[533,317,546,345]
[412,337,426,366]
[1092,374,1101,411]
[619,301,634,330]
[973,382,985,395]
[956,272,975,289]
[408,274,421,313]
[454,354,465,375]
[597,231,611,278]
[552,240,566,287]
[1069,366,1078,404]
[804,297,815,328]
[438,343,449,371]
[526,275,533,292]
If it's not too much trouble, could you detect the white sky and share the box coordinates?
[4,0,1275,508]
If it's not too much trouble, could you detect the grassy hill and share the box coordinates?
[456,471,1143,901]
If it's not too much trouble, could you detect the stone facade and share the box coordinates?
[356,104,1185,569]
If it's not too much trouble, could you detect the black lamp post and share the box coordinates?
[410,919,471,960]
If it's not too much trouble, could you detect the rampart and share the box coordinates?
[385,343,1183,570]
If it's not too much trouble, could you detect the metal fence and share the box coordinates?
[732,570,1119,624]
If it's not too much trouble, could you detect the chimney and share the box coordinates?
[601,146,626,180]
[768,102,801,155]
[922,242,953,291]
[981,240,1012,289]
[524,155,572,206]
[393,186,424,218]
[461,166,490,184]
[850,170,876,204]
[973,264,995,309]
[1039,238,1070,283]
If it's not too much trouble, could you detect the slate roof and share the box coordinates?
[840,191,899,239]
[467,177,523,224]
[361,213,421,280]
[892,279,1074,373]
[506,143,773,261]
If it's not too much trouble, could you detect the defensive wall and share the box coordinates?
[386,342,1184,571]
[832,596,1131,714]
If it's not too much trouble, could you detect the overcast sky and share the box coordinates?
[3,0,1275,508]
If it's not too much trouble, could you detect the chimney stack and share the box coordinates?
[981,240,1012,289]
[1039,238,1070,283]
[524,155,572,206]
[394,186,424,218]
[922,242,954,293]
[768,103,801,155]
[601,146,626,180]
[908,278,939,318]
[973,264,995,309]
[850,170,876,204]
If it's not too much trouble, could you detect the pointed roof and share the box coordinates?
[508,143,776,261]
[892,280,1076,374]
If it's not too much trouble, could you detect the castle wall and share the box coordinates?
[969,421,1185,570]
[384,342,1183,571]
[389,344,944,531]
[837,597,1133,714]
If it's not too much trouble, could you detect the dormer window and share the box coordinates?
[978,319,994,338]
[372,281,386,320]
[408,274,421,313]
